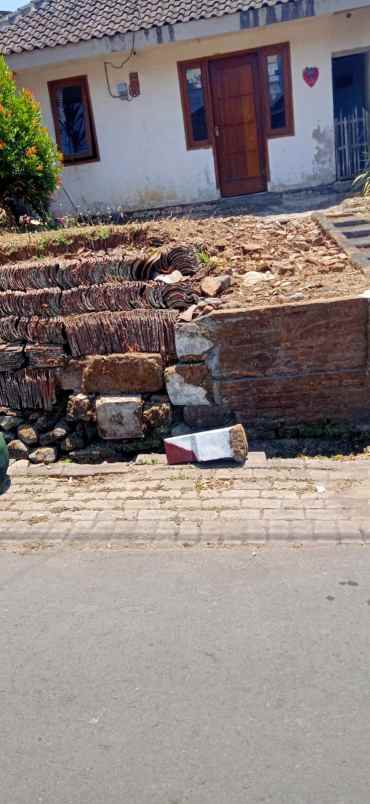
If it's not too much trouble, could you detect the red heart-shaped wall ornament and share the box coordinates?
[303,67,319,87]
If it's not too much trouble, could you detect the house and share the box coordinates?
[0,0,369,214]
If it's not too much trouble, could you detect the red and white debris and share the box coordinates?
[164,423,247,465]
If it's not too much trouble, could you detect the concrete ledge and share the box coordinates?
[6,452,270,477]
[7,452,370,478]
[314,211,370,277]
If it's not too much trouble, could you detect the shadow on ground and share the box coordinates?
[0,476,11,495]
[122,185,351,224]
[252,437,370,459]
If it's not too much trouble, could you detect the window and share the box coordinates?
[266,53,286,129]
[48,76,99,164]
[178,62,211,149]
[261,44,294,138]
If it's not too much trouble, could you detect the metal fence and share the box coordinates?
[334,107,369,181]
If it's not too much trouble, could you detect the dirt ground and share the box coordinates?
[140,211,369,311]
[0,196,369,312]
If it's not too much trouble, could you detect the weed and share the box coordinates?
[171,471,189,481]
[95,225,111,240]
[197,250,210,265]
[194,478,207,494]
[35,237,48,257]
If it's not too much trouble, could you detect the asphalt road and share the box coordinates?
[1,545,370,804]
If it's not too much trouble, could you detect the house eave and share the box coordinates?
[5,0,370,71]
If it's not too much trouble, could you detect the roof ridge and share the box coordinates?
[0,0,294,56]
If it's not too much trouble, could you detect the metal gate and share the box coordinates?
[334,107,369,180]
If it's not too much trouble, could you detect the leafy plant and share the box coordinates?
[0,56,62,217]
[353,166,370,196]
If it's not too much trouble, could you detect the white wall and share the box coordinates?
[15,6,370,212]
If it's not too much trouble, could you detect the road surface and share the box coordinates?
[1,545,369,803]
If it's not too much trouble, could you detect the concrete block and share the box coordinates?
[164,424,248,465]
[96,395,143,440]
[83,353,163,394]
[175,323,213,362]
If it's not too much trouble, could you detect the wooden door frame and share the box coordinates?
[178,45,282,191]
[207,51,268,196]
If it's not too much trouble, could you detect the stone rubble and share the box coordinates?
[7,439,29,460]
[0,350,178,463]
[67,393,96,423]
[199,274,231,297]
[17,424,38,446]
[29,446,57,464]
[0,413,23,432]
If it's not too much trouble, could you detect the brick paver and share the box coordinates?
[1,455,370,544]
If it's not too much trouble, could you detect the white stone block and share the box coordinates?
[96,395,143,440]
[165,372,211,406]
[164,363,213,406]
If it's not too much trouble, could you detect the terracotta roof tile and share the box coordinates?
[0,0,290,56]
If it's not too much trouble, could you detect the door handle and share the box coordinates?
[214,125,220,137]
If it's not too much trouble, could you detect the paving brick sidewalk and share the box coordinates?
[1,454,370,544]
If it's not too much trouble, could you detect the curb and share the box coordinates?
[0,538,369,552]
[7,451,268,478]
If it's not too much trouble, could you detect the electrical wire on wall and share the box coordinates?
[104,33,136,99]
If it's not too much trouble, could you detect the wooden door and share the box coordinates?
[209,54,266,197]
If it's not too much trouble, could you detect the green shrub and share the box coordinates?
[0,56,62,217]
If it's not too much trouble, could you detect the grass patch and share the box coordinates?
[0,221,151,264]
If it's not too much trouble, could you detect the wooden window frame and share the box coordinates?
[178,42,294,152]
[48,75,100,165]
[259,43,294,139]
[177,60,212,150]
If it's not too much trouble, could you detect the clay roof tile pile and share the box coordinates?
[0,0,288,56]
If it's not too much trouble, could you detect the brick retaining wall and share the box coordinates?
[172,296,370,426]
